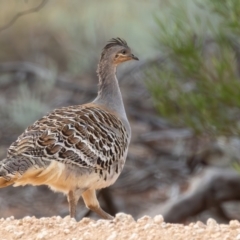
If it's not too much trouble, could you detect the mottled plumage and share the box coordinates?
[0,38,138,219]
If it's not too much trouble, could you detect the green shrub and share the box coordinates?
[147,0,240,136]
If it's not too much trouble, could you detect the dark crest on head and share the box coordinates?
[103,38,128,51]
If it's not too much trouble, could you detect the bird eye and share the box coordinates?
[121,50,126,54]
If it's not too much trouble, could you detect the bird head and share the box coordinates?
[101,38,139,65]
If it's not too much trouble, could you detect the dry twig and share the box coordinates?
[0,0,49,33]
[162,167,240,223]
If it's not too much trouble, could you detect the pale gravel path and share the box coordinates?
[0,213,240,240]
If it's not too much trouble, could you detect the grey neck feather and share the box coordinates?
[93,60,127,120]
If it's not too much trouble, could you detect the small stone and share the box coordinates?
[16,220,21,226]
[236,234,240,240]
[229,220,240,228]
[129,233,138,240]
[5,225,14,232]
[207,218,217,227]
[194,221,206,229]
[115,213,135,222]
[14,231,24,238]
[196,229,205,234]
[211,232,221,238]
[153,215,164,224]
[51,231,58,236]
[137,215,152,224]
[83,232,92,239]
[36,231,48,240]
[144,223,153,230]
[223,236,231,240]
[80,217,92,224]
[63,216,71,221]
[64,229,70,234]
[107,232,118,240]
[97,219,108,224]
[56,216,62,222]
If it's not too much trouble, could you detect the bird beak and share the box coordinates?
[131,54,139,61]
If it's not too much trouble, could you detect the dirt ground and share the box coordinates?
[0,214,239,240]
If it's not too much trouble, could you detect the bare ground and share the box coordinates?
[0,214,240,240]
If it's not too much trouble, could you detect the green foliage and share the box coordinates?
[7,84,50,128]
[0,71,56,130]
[148,0,240,136]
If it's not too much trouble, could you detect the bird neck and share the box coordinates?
[94,61,127,118]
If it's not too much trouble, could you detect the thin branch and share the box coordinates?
[162,167,240,223]
[0,0,49,33]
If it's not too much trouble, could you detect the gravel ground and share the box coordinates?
[0,213,240,240]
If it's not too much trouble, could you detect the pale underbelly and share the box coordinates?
[13,161,122,194]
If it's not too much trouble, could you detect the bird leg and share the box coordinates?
[67,189,82,218]
[82,189,114,220]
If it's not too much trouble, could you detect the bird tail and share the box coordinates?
[0,158,18,188]
[0,156,51,188]
[0,177,14,188]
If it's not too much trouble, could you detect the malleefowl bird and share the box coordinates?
[0,38,138,220]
